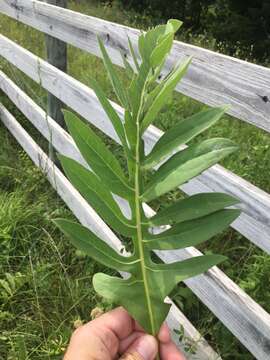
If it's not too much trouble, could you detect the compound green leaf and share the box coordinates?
[145,209,240,250]
[56,21,240,338]
[143,106,229,170]
[150,192,239,226]
[142,138,237,202]
[63,110,133,198]
[58,155,136,236]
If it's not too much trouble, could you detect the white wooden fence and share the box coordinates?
[0,1,270,359]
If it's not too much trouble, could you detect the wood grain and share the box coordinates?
[1,0,270,132]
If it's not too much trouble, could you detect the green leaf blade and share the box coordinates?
[129,61,151,118]
[98,36,129,108]
[89,78,128,150]
[141,57,192,133]
[150,32,174,68]
[58,155,136,237]
[142,138,238,202]
[124,110,137,152]
[93,273,170,334]
[121,52,135,79]
[143,106,229,170]
[150,192,239,226]
[139,25,166,62]
[54,219,139,272]
[151,254,226,298]
[166,19,183,33]
[63,110,133,198]
[128,36,140,72]
[145,209,241,250]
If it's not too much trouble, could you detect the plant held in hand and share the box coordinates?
[54,20,240,336]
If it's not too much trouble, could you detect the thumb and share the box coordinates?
[120,335,158,360]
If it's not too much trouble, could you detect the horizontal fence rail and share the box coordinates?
[0,103,221,360]
[1,0,270,132]
[1,35,270,255]
[1,71,270,360]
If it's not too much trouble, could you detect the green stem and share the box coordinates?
[134,100,157,336]
[134,159,156,335]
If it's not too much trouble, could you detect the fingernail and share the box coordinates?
[134,335,157,360]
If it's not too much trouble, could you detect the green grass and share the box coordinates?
[0,122,114,359]
[0,0,270,359]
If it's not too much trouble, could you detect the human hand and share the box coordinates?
[64,307,186,360]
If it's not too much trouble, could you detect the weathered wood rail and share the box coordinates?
[1,0,270,132]
[0,1,270,359]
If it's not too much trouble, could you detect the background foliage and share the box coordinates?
[119,0,270,63]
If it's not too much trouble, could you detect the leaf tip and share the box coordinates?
[52,217,65,228]
[167,19,183,33]
[208,254,227,268]
[221,104,231,112]
[92,272,105,292]
[230,208,242,219]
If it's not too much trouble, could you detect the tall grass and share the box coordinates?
[0,0,269,358]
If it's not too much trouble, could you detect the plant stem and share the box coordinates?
[134,104,156,336]
[135,161,156,334]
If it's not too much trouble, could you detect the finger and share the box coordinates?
[91,306,135,340]
[64,307,135,360]
[119,331,145,354]
[158,323,171,344]
[64,324,118,360]
[134,320,145,332]
[120,335,158,360]
[160,340,186,360]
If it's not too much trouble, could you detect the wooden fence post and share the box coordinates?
[45,0,67,128]
[45,0,67,160]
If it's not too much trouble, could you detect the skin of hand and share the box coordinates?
[64,307,186,360]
